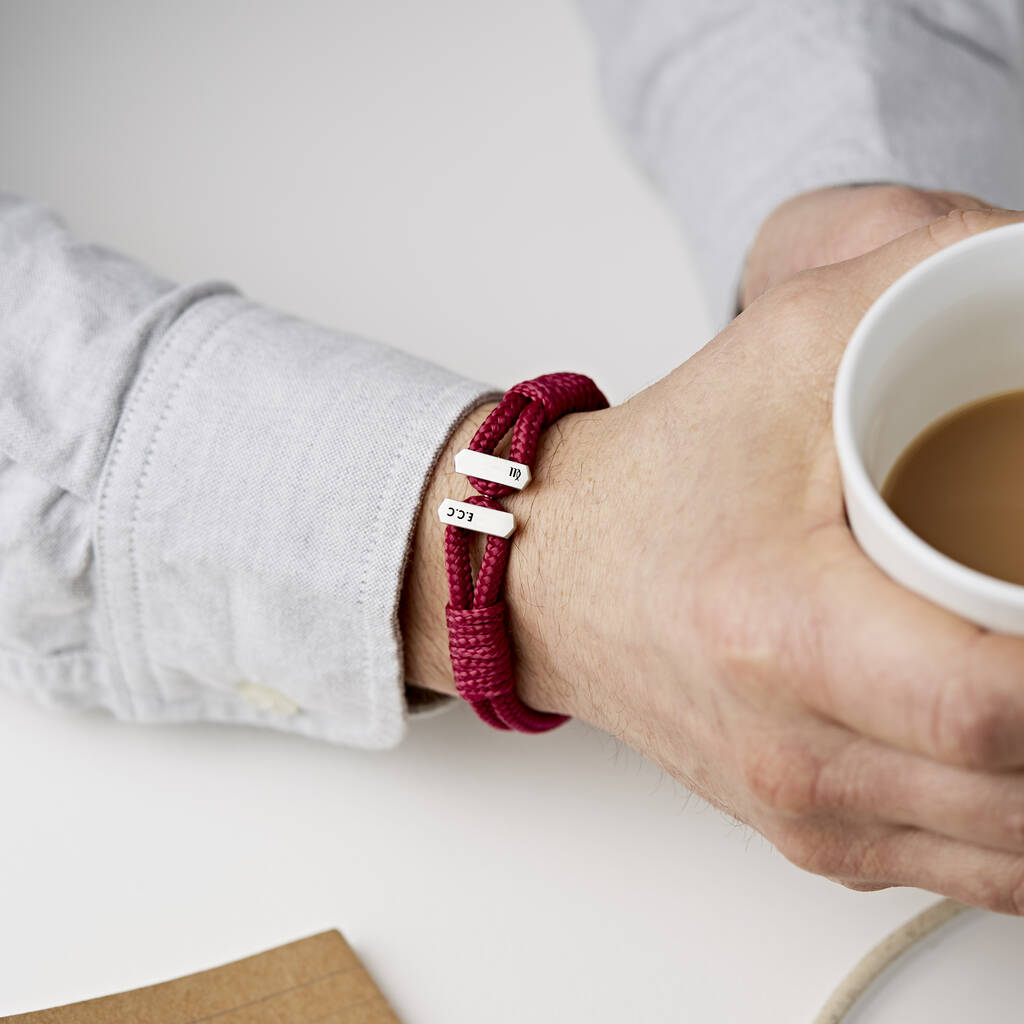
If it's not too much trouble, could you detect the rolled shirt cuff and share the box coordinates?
[95,288,498,748]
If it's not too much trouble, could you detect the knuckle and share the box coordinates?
[877,184,939,212]
[695,554,825,707]
[992,869,1024,917]
[924,207,994,251]
[1011,873,1024,917]
[1004,811,1024,850]
[931,676,1009,768]
[694,556,781,685]
[961,865,1024,916]
[743,741,825,816]
[863,185,952,229]
[773,825,892,885]
[837,879,894,893]
[764,271,835,324]
[774,824,848,878]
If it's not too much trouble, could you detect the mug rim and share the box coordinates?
[833,220,1024,610]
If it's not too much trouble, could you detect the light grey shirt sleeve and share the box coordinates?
[578,0,1024,324]
[0,190,497,748]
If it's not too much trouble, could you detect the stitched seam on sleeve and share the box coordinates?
[94,291,239,714]
[126,301,254,707]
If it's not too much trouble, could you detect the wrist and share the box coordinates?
[499,405,615,722]
[399,395,620,724]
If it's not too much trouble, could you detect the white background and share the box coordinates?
[1,2,1022,1020]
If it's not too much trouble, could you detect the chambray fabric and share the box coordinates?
[4,0,1024,747]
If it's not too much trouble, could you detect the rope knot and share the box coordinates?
[445,602,515,703]
[508,372,609,426]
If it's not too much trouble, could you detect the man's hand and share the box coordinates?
[402,207,1024,915]
[740,184,993,309]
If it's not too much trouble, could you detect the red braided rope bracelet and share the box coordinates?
[438,372,608,732]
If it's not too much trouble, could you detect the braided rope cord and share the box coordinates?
[443,373,608,732]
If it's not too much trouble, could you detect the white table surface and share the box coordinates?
[1,2,1022,1020]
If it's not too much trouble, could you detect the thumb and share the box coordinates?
[818,207,1024,327]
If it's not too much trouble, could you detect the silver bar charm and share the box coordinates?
[454,448,531,490]
[437,498,516,538]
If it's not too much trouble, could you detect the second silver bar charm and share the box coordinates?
[437,498,516,538]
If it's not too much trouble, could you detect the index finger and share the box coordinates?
[807,521,1024,770]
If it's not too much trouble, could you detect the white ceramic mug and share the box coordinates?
[833,222,1024,634]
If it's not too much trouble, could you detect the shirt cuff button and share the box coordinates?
[235,681,300,715]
